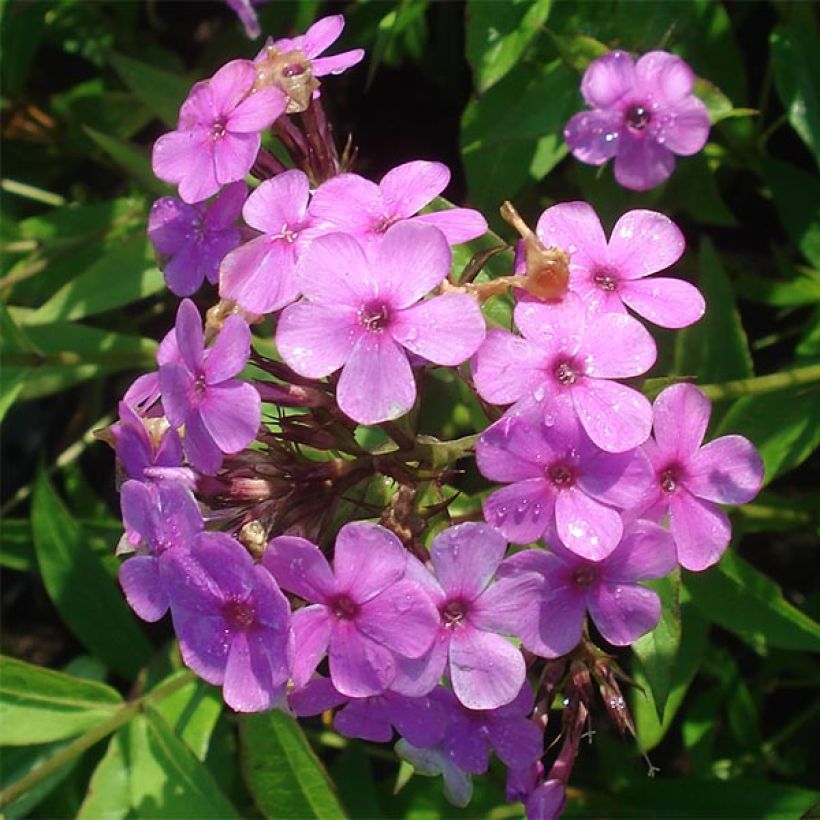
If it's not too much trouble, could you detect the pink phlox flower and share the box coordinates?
[152,60,287,204]
[118,479,202,622]
[219,169,331,314]
[477,400,653,559]
[498,520,677,656]
[639,383,764,571]
[564,50,710,191]
[289,676,446,747]
[260,14,364,80]
[159,299,261,475]
[391,523,540,711]
[472,291,657,452]
[308,160,488,246]
[534,202,704,328]
[262,522,440,697]
[164,531,293,712]
[276,222,486,425]
[148,182,247,296]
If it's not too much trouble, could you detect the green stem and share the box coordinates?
[3,351,156,367]
[0,670,195,809]
[697,363,820,401]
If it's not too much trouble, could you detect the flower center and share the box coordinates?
[659,465,681,494]
[193,373,208,399]
[330,594,360,620]
[554,361,578,386]
[572,565,598,588]
[282,63,306,78]
[442,598,470,628]
[211,121,227,140]
[593,269,619,292]
[222,599,256,630]
[373,215,396,234]
[280,223,299,243]
[548,463,575,489]
[359,302,390,333]
[625,105,651,132]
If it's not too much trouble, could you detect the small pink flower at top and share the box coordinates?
[308,160,488,247]
[148,182,247,297]
[152,60,286,204]
[225,0,265,39]
[640,383,764,571]
[564,51,710,191]
[535,202,705,329]
[276,222,486,425]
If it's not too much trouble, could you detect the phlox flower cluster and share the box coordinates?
[107,16,766,819]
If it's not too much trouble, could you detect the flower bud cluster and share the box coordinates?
[107,15,764,819]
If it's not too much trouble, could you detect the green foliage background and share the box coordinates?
[1,1,819,817]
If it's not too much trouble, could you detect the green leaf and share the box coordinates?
[107,51,191,127]
[84,127,167,195]
[547,30,608,73]
[770,25,820,166]
[77,727,130,820]
[674,237,753,385]
[632,570,681,722]
[239,711,346,819]
[684,551,820,653]
[465,0,552,92]
[0,655,123,745]
[28,234,163,325]
[0,0,46,94]
[31,472,153,678]
[714,383,820,485]
[734,248,820,307]
[461,58,578,214]
[692,78,755,125]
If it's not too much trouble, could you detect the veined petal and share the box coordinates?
[183,413,223,475]
[581,312,656,378]
[148,197,196,254]
[581,51,636,108]
[573,378,653,453]
[430,522,507,601]
[601,520,677,582]
[303,14,345,58]
[589,583,661,645]
[205,314,250,383]
[658,96,710,155]
[308,174,382,234]
[222,629,289,713]
[213,131,259,185]
[329,623,396,697]
[635,51,695,104]
[295,230,375,305]
[120,555,167,622]
[608,210,685,279]
[564,110,622,165]
[413,209,487,245]
[686,435,764,505]
[483,480,553,545]
[513,292,586,358]
[242,170,310,233]
[263,536,336,602]
[669,488,731,571]
[290,605,332,688]
[175,298,204,373]
[380,161,450,218]
[535,201,608,271]
[652,383,711,461]
[471,330,550,406]
[199,381,260,453]
[614,134,675,191]
[209,59,256,116]
[519,584,586,658]
[620,277,705,328]
[333,522,407,602]
[555,488,623,560]
[228,85,286,132]
[470,573,543,635]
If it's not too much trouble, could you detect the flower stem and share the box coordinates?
[697,364,820,401]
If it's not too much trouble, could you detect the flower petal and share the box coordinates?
[222,629,289,712]
[303,14,345,58]
[535,201,608,271]
[205,314,250,383]
[308,173,382,234]
[573,378,653,452]
[380,160,450,218]
[513,291,586,358]
[329,623,396,697]
[635,51,695,104]
[487,714,543,770]
[430,522,507,601]
[242,170,310,233]
[620,276,705,328]
[607,210,686,279]
[601,520,677,582]
[333,522,407,602]
[183,413,224,474]
[614,134,676,191]
[290,605,333,688]
[470,573,543,635]
[228,86,286,133]
[588,583,661,645]
[564,110,623,165]
[686,435,764,505]
[175,298,204,373]
[581,312,657,378]
[471,330,549,406]
[213,132,259,185]
[652,383,711,461]
[200,381,260,453]
[158,362,196,427]
[295,230,374,305]
[120,555,167,622]
[391,632,449,697]
[519,584,586,658]
[209,59,256,115]
[658,96,710,155]
[483,479,553,545]
[263,536,336,602]
[581,51,636,108]
[555,488,623,560]
[148,197,196,254]
[476,414,550,482]
[413,209,487,244]
[312,50,366,77]
[669,488,731,571]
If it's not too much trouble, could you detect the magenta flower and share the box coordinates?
[392,524,539,710]
[262,522,439,697]
[276,222,486,425]
[535,202,704,328]
[118,479,202,622]
[164,532,293,712]
[308,161,488,246]
[472,292,656,452]
[499,521,677,656]
[565,50,710,191]
[148,182,247,296]
[159,299,261,475]
[476,403,652,559]
[640,383,764,571]
[225,0,265,39]
[219,170,328,314]
[152,60,286,204]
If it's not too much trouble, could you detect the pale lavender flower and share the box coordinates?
[535,202,704,328]
[499,520,677,656]
[276,222,486,425]
[477,402,652,559]
[219,169,328,314]
[396,737,473,809]
[565,50,710,191]
[159,299,261,475]
[640,383,764,570]
[148,182,247,296]
[164,532,293,712]
[153,60,286,204]
[262,522,439,697]
[118,479,202,621]
[308,161,488,246]
[472,292,656,452]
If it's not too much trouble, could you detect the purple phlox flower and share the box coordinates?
[114,401,195,487]
[276,222,486,425]
[259,14,365,82]
[164,531,293,712]
[152,60,287,204]
[308,161,488,246]
[290,676,446,747]
[159,299,261,475]
[639,383,764,571]
[225,0,266,39]
[148,182,247,297]
[507,762,567,820]
[506,761,545,805]
[498,520,677,656]
[472,291,656,452]
[219,169,330,314]
[262,522,440,697]
[392,523,539,711]
[477,401,653,560]
[118,479,202,622]
[395,736,474,809]
[565,50,710,191]
[534,202,704,329]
